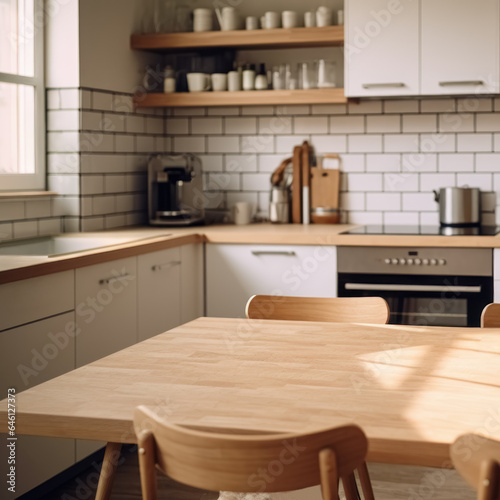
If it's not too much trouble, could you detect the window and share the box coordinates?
[0,0,44,191]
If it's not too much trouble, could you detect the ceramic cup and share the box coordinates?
[187,73,211,92]
[263,11,280,29]
[304,11,316,28]
[233,202,253,225]
[163,77,176,93]
[211,73,228,91]
[245,16,259,30]
[193,8,213,32]
[227,71,242,91]
[282,10,298,29]
[316,6,333,27]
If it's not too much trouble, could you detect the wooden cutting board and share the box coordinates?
[311,164,340,209]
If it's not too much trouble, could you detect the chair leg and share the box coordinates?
[137,429,158,500]
[357,462,375,500]
[95,442,122,500]
[342,473,359,500]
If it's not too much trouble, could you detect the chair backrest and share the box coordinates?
[134,405,375,500]
[451,434,500,500]
[245,295,390,324]
[481,303,500,327]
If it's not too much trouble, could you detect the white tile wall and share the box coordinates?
[165,97,499,220]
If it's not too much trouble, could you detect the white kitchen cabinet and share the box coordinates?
[180,243,204,324]
[0,271,74,331]
[137,243,204,341]
[0,312,76,497]
[138,247,182,341]
[206,244,337,318]
[345,0,420,97]
[75,257,137,367]
[421,0,500,95]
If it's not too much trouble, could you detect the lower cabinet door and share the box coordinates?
[0,312,76,496]
[138,247,182,341]
[76,257,137,367]
[206,244,337,318]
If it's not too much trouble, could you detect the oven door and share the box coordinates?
[338,273,493,327]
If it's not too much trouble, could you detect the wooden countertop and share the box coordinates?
[1,223,499,284]
[1,317,499,467]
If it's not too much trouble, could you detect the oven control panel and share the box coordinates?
[337,246,492,276]
[384,257,446,266]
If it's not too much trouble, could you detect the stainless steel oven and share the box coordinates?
[337,247,493,327]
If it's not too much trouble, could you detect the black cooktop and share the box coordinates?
[343,225,500,236]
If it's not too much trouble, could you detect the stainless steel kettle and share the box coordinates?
[433,187,481,226]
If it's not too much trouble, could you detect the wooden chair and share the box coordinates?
[245,295,390,324]
[134,405,375,500]
[481,303,500,327]
[451,433,500,500]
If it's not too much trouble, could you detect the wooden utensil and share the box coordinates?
[301,141,311,225]
[292,145,302,223]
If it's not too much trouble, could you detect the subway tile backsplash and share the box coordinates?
[165,97,500,224]
[2,92,500,242]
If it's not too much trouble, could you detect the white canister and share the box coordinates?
[233,202,253,225]
[242,64,256,91]
[228,70,242,91]
[264,11,280,29]
[245,16,259,30]
[304,11,316,28]
[282,10,298,29]
[193,8,213,32]
[211,73,228,92]
[316,6,333,27]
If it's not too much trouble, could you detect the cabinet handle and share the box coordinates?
[439,80,484,86]
[251,250,296,257]
[362,83,406,89]
[99,273,131,285]
[152,261,181,271]
[345,283,481,293]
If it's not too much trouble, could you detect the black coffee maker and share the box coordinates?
[148,154,204,226]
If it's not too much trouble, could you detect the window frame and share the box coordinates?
[0,0,45,192]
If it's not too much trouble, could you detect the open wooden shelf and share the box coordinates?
[131,25,344,51]
[134,88,348,108]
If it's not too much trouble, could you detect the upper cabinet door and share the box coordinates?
[421,0,500,95]
[345,0,420,97]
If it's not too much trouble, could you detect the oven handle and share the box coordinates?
[344,283,482,293]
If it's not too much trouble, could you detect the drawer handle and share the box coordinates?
[362,83,406,89]
[439,80,484,86]
[251,251,296,257]
[345,283,482,293]
[152,261,181,271]
[99,273,132,285]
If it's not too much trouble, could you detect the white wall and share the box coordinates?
[78,0,158,93]
[45,0,80,88]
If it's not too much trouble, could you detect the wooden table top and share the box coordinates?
[1,317,500,467]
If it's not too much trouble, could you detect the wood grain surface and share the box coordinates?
[1,317,499,468]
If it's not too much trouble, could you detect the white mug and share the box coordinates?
[245,16,259,30]
[233,202,253,225]
[216,6,239,31]
[316,6,333,27]
[187,73,211,92]
[228,71,242,91]
[304,11,316,28]
[193,8,213,32]
[264,11,280,29]
[211,73,228,91]
[164,77,176,93]
[282,10,298,29]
